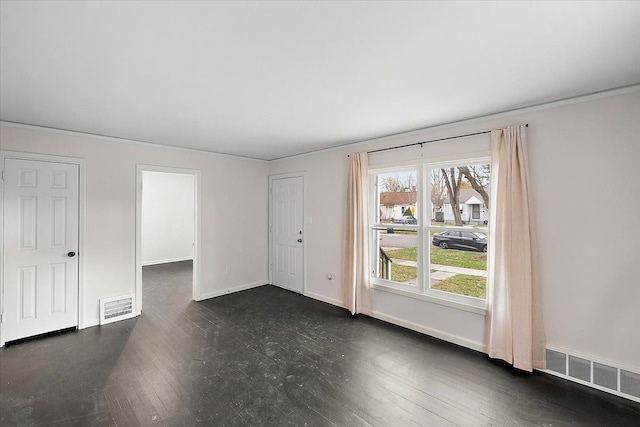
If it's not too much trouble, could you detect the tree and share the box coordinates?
[404,173,416,191]
[458,165,490,207]
[441,164,490,226]
[380,173,416,193]
[380,175,403,192]
[441,168,463,226]
[430,169,446,209]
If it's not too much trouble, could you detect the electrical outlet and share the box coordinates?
[225,267,231,275]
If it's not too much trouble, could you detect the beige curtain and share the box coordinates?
[486,125,546,372]
[344,152,371,315]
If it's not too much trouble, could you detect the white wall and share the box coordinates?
[141,171,194,265]
[1,90,638,369]
[0,125,270,328]
[269,89,640,370]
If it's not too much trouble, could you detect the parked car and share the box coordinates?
[432,230,487,252]
[393,216,417,225]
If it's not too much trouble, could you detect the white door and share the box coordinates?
[270,176,303,293]
[2,159,79,343]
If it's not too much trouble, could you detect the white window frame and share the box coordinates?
[370,166,422,292]
[369,154,490,314]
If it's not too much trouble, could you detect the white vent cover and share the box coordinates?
[544,347,640,403]
[100,294,136,325]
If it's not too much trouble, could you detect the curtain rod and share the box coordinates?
[347,124,528,157]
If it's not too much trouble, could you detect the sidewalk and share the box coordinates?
[390,258,486,281]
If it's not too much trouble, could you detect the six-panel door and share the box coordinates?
[270,176,303,293]
[2,159,79,342]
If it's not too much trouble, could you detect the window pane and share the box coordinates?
[376,170,418,224]
[375,227,417,285]
[430,164,489,226]
[430,229,487,298]
[472,204,480,219]
[429,162,489,299]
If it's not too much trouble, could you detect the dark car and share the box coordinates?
[432,230,487,252]
[393,216,417,225]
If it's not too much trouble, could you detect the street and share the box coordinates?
[379,231,417,249]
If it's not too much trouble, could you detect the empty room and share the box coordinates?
[1,1,639,426]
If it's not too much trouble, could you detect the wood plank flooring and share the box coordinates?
[1,260,639,426]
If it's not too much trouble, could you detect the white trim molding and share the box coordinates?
[197,281,269,301]
[303,291,345,309]
[135,164,202,314]
[0,121,268,163]
[270,84,640,162]
[370,310,486,353]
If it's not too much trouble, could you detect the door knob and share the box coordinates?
[67,251,76,257]
[297,239,302,243]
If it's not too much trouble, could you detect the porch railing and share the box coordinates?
[380,248,392,280]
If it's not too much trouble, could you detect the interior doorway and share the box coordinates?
[135,165,201,315]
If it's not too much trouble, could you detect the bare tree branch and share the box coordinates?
[458,166,490,206]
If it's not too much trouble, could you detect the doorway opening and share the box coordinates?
[135,166,201,315]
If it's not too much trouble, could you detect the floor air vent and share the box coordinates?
[100,294,136,325]
[544,347,640,403]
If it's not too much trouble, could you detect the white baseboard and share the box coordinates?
[271,283,303,294]
[369,310,486,353]
[304,291,346,309]
[82,318,100,329]
[142,256,193,266]
[299,292,484,353]
[197,280,268,301]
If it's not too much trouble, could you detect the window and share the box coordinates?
[371,159,490,309]
[472,204,480,219]
[373,169,418,283]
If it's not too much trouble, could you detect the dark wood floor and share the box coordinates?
[1,261,639,426]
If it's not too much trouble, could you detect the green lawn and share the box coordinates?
[385,246,486,270]
[386,266,485,296]
[432,274,486,298]
[382,245,487,289]
[390,264,417,282]
[385,247,417,261]
[430,247,486,270]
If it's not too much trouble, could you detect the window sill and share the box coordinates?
[371,282,487,316]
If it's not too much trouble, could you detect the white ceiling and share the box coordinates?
[1,1,639,160]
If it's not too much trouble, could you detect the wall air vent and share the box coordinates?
[100,294,136,325]
[568,355,591,382]
[543,346,640,403]
[546,348,567,375]
[620,370,640,399]
[593,362,618,391]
